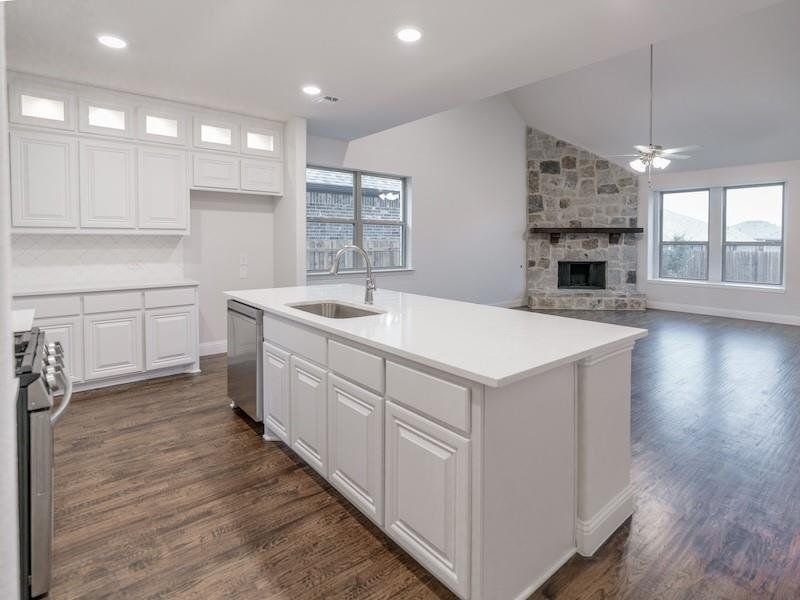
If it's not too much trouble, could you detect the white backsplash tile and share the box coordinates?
[11,234,185,290]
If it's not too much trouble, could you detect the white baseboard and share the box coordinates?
[490,297,526,308]
[575,484,634,557]
[647,301,800,326]
[71,363,199,394]
[512,547,576,600]
[200,339,227,356]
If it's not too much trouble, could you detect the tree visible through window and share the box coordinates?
[660,190,710,280]
[306,167,407,272]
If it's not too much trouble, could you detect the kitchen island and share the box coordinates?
[225,284,647,600]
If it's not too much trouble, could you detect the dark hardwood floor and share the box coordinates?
[51,309,800,599]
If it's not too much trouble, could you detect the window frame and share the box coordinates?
[658,188,711,281]
[721,182,785,286]
[306,165,408,273]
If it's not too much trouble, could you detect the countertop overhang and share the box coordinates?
[225,284,647,387]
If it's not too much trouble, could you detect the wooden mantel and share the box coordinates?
[529,227,645,244]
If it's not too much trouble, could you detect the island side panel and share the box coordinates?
[480,363,576,600]
[575,346,635,556]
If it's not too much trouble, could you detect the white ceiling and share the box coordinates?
[509,0,800,172]
[6,0,785,140]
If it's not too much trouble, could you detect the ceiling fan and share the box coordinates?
[609,44,699,174]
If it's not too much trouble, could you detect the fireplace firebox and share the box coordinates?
[558,261,606,289]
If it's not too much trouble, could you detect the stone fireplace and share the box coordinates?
[526,128,646,310]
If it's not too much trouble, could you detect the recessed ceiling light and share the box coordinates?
[97,34,127,49]
[302,84,321,96]
[396,27,422,43]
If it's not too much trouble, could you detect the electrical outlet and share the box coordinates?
[240,253,248,266]
[239,266,248,279]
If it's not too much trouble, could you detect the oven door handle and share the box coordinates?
[50,366,73,426]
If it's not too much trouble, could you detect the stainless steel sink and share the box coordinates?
[288,301,382,319]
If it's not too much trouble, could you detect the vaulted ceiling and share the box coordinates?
[6,0,784,140]
[508,0,800,172]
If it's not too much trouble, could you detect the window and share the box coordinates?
[306,166,407,272]
[659,189,710,280]
[246,132,274,152]
[200,124,232,146]
[145,115,179,138]
[723,183,784,285]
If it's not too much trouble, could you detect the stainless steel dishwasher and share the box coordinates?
[226,300,262,421]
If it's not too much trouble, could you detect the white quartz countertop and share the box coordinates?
[225,284,647,387]
[12,309,35,332]
[14,279,200,297]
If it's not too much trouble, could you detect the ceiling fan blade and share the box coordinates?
[662,154,691,159]
[662,145,700,154]
[607,154,641,158]
[634,145,652,153]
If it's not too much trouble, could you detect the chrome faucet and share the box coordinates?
[329,244,376,304]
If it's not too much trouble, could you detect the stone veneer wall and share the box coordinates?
[526,128,645,310]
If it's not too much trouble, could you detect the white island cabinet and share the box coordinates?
[225,284,647,600]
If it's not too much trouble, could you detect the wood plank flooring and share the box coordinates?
[51,309,800,599]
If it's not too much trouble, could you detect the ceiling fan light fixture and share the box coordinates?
[652,156,671,170]
[629,158,647,173]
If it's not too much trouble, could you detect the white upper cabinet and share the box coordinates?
[241,158,283,195]
[11,130,79,229]
[10,84,76,131]
[79,97,134,138]
[79,139,137,228]
[193,153,239,190]
[241,122,283,159]
[137,106,188,146]
[138,146,188,230]
[193,116,239,152]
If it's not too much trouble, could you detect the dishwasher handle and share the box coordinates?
[227,300,261,321]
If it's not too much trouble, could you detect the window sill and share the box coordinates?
[647,278,785,294]
[307,267,415,278]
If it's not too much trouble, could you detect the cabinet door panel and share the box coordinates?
[385,401,470,598]
[84,310,143,380]
[34,315,83,383]
[193,153,239,189]
[290,356,327,476]
[240,158,282,194]
[80,139,136,228]
[11,130,79,228]
[139,146,188,230]
[145,306,196,370]
[263,342,291,444]
[328,374,383,525]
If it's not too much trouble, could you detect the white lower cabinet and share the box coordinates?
[34,315,84,383]
[263,341,291,444]
[327,374,384,525]
[83,310,144,380]
[385,401,471,598]
[145,306,196,370]
[289,356,328,476]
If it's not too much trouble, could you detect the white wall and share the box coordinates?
[307,94,527,306]
[183,192,276,352]
[0,6,22,597]
[638,159,800,324]
[273,116,307,287]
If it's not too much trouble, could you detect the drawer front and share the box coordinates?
[328,340,384,394]
[13,294,81,318]
[386,362,470,434]
[144,287,196,309]
[83,291,142,314]
[263,314,327,366]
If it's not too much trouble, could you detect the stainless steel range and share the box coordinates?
[15,327,73,599]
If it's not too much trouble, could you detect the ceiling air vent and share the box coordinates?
[313,95,340,104]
